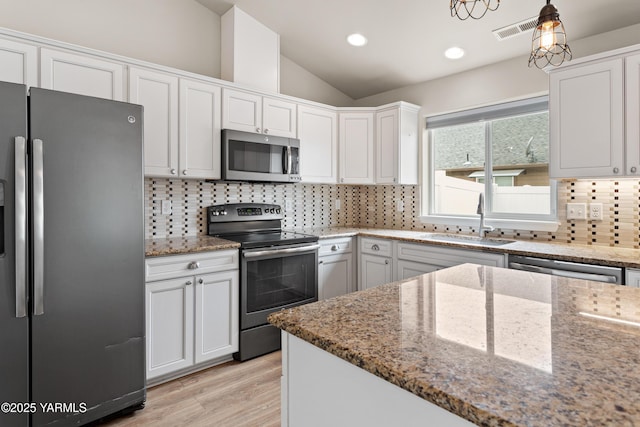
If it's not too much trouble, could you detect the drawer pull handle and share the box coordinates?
[371,244,380,251]
[331,245,339,251]
[198,278,204,284]
[188,261,200,270]
[186,280,193,286]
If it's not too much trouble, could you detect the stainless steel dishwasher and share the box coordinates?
[508,255,624,285]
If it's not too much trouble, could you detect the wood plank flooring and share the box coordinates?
[98,351,281,427]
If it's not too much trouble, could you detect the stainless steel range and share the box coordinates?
[207,203,319,361]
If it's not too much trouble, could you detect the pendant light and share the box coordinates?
[450,0,500,20]
[528,0,572,68]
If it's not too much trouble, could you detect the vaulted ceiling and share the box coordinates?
[196,0,640,99]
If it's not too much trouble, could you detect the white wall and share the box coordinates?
[280,56,353,106]
[0,0,222,79]
[353,23,640,115]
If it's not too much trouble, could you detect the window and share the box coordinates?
[422,96,558,231]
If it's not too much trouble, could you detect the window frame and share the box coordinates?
[420,96,559,232]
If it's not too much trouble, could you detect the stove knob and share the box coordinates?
[276,208,281,214]
[212,211,219,216]
[221,210,227,215]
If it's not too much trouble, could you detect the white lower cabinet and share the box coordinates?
[145,250,239,382]
[318,238,355,299]
[359,238,393,290]
[626,268,640,288]
[395,242,506,280]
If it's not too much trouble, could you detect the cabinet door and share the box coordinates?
[262,97,297,137]
[319,254,353,300]
[40,48,124,100]
[376,108,398,184]
[179,79,222,179]
[339,112,375,184]
[222,88,262,133]
[298,105,338,183]
[129,67,179,177]
[396,260,439,281]
[549,58,624,178]
[626,53,640,176]
[0,38,38,87]
[360,254,392,291]
[146,277,194,380]
[194,271,239,363]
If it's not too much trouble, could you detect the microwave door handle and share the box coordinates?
[287,145,292,175]
[282,146,289,174]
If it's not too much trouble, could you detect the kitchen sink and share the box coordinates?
[419,233,515,247]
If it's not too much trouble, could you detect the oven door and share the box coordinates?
[241,243,319,330]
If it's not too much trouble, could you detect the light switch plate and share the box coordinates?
[566,202,586,220]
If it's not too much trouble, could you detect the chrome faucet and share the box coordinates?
[477,193,494,238]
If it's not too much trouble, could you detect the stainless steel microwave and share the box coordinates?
[222,129,301,183]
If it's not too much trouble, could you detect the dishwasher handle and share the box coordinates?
[509,262,619,284]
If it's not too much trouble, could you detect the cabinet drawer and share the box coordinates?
[319,238,354,256]
[360,237,393,257]
[145,250,238,282]
[396,242,505,268]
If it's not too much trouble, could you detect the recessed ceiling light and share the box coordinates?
[347,33,368,47]
[444,46,465,60]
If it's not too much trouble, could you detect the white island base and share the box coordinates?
[281,332,474,427]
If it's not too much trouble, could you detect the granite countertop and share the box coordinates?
[145,235,240,257]
[296,227,640,269]
[269,263,640,426]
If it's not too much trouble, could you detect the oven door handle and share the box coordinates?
[243,244,320,259]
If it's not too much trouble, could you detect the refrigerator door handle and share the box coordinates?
[15,136,27,318]
[33,138,45,316]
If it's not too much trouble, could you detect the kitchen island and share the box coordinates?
[269,263,640,426]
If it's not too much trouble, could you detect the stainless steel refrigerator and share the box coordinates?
[0,82,145,426]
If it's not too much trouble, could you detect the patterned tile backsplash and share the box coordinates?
[145,178,640,249]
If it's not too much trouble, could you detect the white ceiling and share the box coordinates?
[195,0,640,99]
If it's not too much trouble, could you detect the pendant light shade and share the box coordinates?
[528,0,572,68]
[450,0,500,20]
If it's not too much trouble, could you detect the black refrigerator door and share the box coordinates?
[0,82,29,427]
[29,88,145,426]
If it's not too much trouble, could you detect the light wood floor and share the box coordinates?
[99,351,281,427]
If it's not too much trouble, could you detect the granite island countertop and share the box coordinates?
[269,263,640,426]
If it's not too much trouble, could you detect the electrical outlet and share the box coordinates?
[566,203,586,220]
[285,199,293,212]
[335,199,341,210]
[161,200,172,215]
[590,203,603,221]
[396,199,404,212]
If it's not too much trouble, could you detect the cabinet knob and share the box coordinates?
[183,170,188,176]
[371,244,380,251]
[613,167,620,174]
[631,166,637,173]
[341,178,344,183]
[170,169,177,175]
[331,245,339,251]
[256,127,261,133]
[188,261,200,270]
[384,260,389,265]
[198,278,204,284]
[186,280,193,286]
[319,260,324,264]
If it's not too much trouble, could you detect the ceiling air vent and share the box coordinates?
[493,16,538,41]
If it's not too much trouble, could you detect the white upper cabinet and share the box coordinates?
[298,104,338,183]
[339,112,375,184]
[548,50,640,178]
[626,53,640,176]
[376,103,419,185]
[222,88,296,137]
[0,38,38,87]
[129,67,180,178]
[40,48,124,100]
[179,79,222,179]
